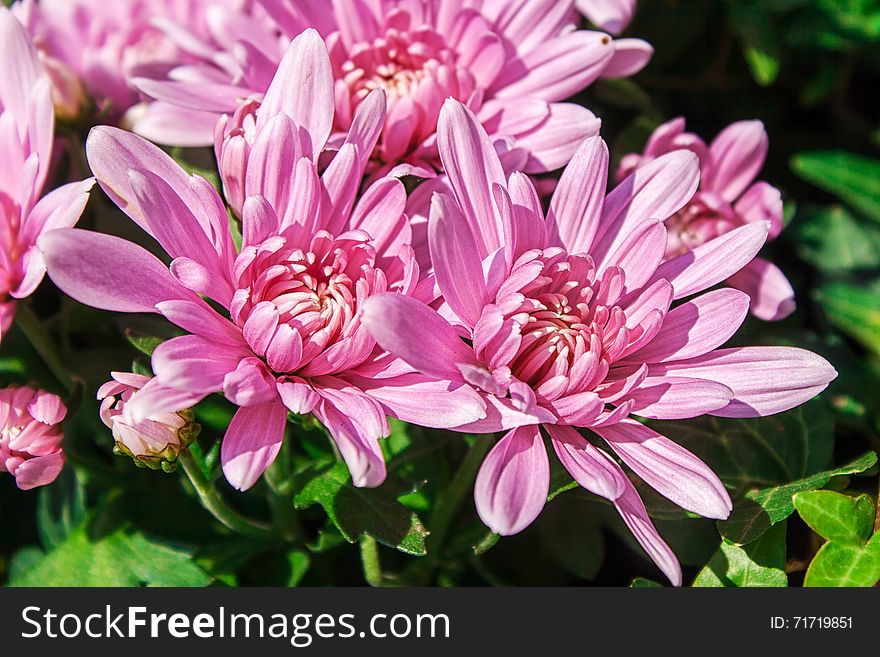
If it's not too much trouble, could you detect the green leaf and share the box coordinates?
[795,205,880,273]
[125,330,165,356]
[37,467,86,550]
[693,522,788,587]
[816,282,880,354]
[294,462,429,556]
[793,490,874,543]
[286,550,311,586]
[803,536,880,587]
[11,523,213,587]
[791,151,880,223]
[539,497,604,580]
[657,399,835,492]
[630,577,663,587]
[794,491,880,587]
[719,452,877,544]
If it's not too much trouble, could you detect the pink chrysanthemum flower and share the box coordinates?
[617,117,794,321]
[12,0,258,126]
[362,100,837,585]
[0,8,93,339]
[98,372,200,470]
[0,385,66,490]
[39,31,483,492]
[134,0,651,173]
[577,0,637,35]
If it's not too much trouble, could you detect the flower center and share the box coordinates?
[485,249,630,391]
[232,231,384,373]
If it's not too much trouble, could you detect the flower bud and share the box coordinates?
[0,386,66,490]
[98,372,199,473]
[214,99,259,217]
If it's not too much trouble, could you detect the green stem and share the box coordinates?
[179,450,274,541]
[427,436,495,556]
[360,535,384,587]
[264,450,302,544]
[16,304,75,394]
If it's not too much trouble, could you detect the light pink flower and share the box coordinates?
[362,100,837,584]
[12,0,256,125]
[577,0,636,35]
[98,372,199,470]
[134,0,651,172]
[0,385,66,490]
[617,117,794,321]
[0,7,93,339]
[39,31,484,492]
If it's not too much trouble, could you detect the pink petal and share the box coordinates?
[624,376,734,419]
[546,135,609,254]
[221,398,287,491]
[27,390,67,425]
[223,358,278,407]
[649,221,770,300]
[599,219,666,291]
[735,181,784,239]
[649,346,837,417]
[601,38,653,78]
[152,335,248,394]
[351,370,487,429]
[629,288,750,363]
[38,229,194,313]
[429,192,487,327]
[577,0,637,35]
[313,392,387,488]
[515,103,602,174]
[593,150,700,261]
[13,451,64,491]
[437,99,506,257]
[595,418,732,519]
[494,31,615,102]
[258,28,334,156]
[704,120,768,202]
[361,293,477,381]
[276,377,319,414]
[725,257,795,321]
[474,425,549,535]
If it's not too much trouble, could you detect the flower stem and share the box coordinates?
[426,435,495,557]
[360,535,384,587]
[264,443,302,544]
[179,450,274,541]
[16,304,75,394]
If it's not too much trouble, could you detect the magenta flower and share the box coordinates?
[12,0,256,126]
[577,0,637,35]
[0,7,93,339]
[0,385,66,490]
[134,0,651,172]
[362,100,837,584]
[98,372,199,469]
[39,31,484,492]
[617,117,794,321]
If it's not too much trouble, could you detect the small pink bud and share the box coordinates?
[98,372,199,473]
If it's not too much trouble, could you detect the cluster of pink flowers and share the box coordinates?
[4,0,837,583]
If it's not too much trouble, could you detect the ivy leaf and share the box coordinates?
[539,496,604,580]
[794,491,880,587]
[693,522,788,587]
[719,452,877,544]
[286,550,311,586]
[791,151,880,223]
[793,490,875,543]
[125,330,165,356]
[816,281,880,355]
[294,462,429,556]
[730,5,781,86]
